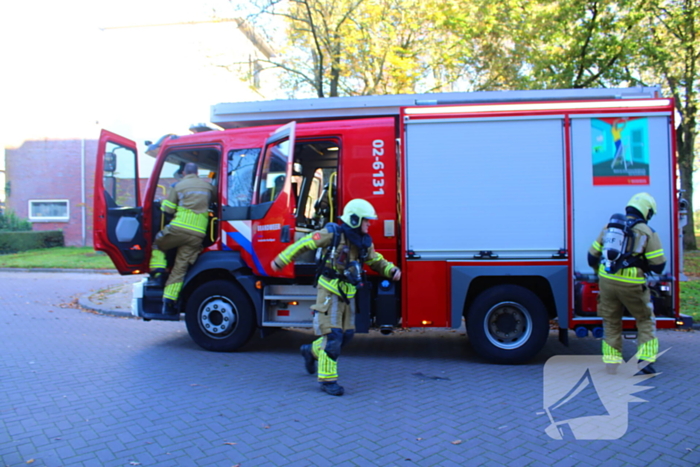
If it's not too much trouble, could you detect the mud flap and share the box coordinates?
[355,282,371,333]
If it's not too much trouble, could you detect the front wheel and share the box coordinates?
[467,284,549,364]
[185,280,255,352]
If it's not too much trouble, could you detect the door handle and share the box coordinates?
[280,225,291,243]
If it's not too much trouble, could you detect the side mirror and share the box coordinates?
[104,152,117,172]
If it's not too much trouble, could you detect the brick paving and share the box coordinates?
[1,270,700,466]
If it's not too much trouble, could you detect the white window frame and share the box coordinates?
[28,199,70,222]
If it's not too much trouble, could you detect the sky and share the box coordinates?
[0,0,276,150]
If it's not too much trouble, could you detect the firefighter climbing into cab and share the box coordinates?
[149,162,216,315]
[588,192,666,374]
[271,199,402,396]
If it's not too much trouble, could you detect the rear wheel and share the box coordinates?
[185,280,255,352]
[467,284,549,364]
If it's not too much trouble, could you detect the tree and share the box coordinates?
[240,0,460,97]
[235,0,700,251]
[441,0,699,250]
[437,0,648,90]
[638,0,700,249]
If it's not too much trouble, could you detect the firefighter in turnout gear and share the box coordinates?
[271,199,401,396]
[588,192,666,374]
[149,163,215,315]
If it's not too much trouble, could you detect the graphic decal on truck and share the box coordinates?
[591,117,649,186]
[222,220,267,274]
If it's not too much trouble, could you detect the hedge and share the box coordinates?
[0,231,65,254]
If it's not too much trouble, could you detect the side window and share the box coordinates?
[228,148,260,207]
[103,142,138,208]
[257,139,289,203]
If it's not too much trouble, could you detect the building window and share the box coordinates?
[28,200,69,222]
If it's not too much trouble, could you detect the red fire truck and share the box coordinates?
[93,86,688,364]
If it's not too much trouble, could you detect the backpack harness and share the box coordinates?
[601,213,647,274]
[314,222,369,304]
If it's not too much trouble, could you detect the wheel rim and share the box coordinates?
[483,301,533,350]
[198,295,238,340]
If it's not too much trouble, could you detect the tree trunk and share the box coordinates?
[677,121,697,250]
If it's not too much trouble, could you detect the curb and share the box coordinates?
[78,295,134,318]
[78,284,135,319]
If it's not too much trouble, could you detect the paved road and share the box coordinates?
[1,271,700,467]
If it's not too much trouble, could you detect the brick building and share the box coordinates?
[4,138,164,246]
[5,139,100,246]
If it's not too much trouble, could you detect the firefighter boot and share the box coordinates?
[162,298,178,315]
[300,344,316,375]
[148,269,168,287]
[606,364,619,375]
[320,381,344,396]
[638,360,657,375]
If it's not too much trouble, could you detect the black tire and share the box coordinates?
[185,280,255,352]
[466,284,549,364]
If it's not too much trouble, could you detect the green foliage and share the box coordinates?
[249,0,455,96]
[241,0,699,242]
[638,0,700,250]
[680,246,700,320]
[0,231,64,254]
[0,209,32,232]
[680,281,700,321]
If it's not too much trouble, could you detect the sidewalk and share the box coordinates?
[72,272,145,318]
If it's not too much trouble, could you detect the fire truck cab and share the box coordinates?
[93,86,686,364]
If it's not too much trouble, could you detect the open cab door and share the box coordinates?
[93,129,147,274]
[251,122,298,278]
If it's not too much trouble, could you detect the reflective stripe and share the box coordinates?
[591,241,603,253]
[312,336,324,359]
[162,199,177,211]
[366,252,385,265]
[645,249,664,259]
[382,263,395,277]
[171,207,209,234]
[318,276,357,299]
[602,341,623,364]
[638,337,658,362]
[314,336,338,381]
[164,282,183,301]
[278,234,316,266]
[149,249,166,269]
[599,266,646,284]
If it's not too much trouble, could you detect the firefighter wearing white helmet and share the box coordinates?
[271,199,401,396]
[588,192,666,374]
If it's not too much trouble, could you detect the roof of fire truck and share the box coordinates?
[210,86,662,129]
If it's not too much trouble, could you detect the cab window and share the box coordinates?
[257,140,289,204]
[228,148,259,207]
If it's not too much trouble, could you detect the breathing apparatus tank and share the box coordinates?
[602,213,627,273]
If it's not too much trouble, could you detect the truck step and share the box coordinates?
[261,320,312,328]
[264,294,317,301]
